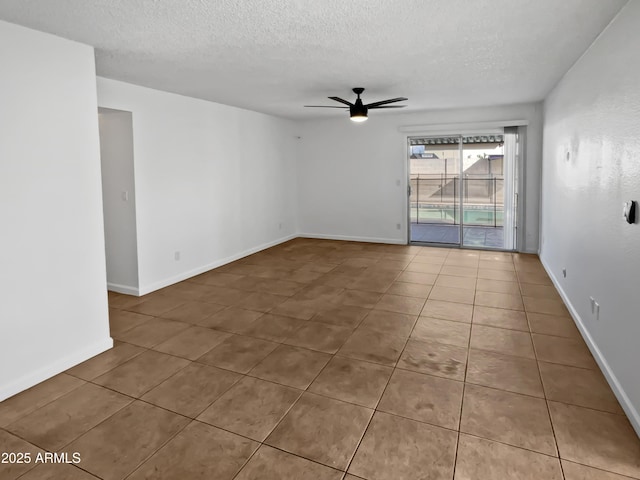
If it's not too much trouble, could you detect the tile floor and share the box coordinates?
[1,238,639,480]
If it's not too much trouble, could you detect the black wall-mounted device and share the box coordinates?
[623,200,637,224]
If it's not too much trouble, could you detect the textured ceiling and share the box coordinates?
[0,0,628,119]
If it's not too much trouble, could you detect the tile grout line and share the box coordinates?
[520,268,567,480]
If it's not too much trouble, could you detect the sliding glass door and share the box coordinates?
[408,131,517,250]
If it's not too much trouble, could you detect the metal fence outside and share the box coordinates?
[410,174,504,227]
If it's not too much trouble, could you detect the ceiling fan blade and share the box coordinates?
[367,105,407,109]
[304,105,349,108]
[365,97,408,108]
[328,96,354,106]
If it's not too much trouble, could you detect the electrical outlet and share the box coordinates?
[174,251,180,261]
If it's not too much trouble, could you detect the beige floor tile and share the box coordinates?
[7,383,131,451]
[152,326,231,360]
[417,247,450,257]
[411,316,471,347]
[240,313,306,342]
[128,421,258,480]
[158,300,226,324]
[266,392,373,470]
[519,282,562,299]
[455,434,563,480]
[405,262,442,274]
[532,333,597,369]
[189,271,245,287]
[444,257,479,268]
[472,305,529,331]
[198,376,301,441]
[157,281,213,301]
[235,291,288,312]
[93,350,189,397]
[250,345,331,389]
[477,268,518,282]
[317,272,355,287]
[349,411,457,480]
[235,445,342,480]
[528,312,580,338]
[17,464,100,480]
[374,293,426,315]
[430,285,476,304]
[436,275,477,290]
[142,363,240,417]
[66,342,145,381]
[517,271,552,286]
[466,349,544,397]
[475,278,521,295]
[398,338,468,381]
[0,429,42,479]
[470,324,535,359]
[348,276,396,293]
[0,374,85,427]
[549,401,640,478]
[311,305,370,328]
[284,321,352,353]
[478,260,515,271]
[200,306,263,332]
[308,356,392,408]
[396,271,438,285]
[108,309,152,335]
[523,296,570,316]
[378,369,463,429]
[253,278,305,297]
[385,281,432,298]
[539,362,622,414]
[108,292,143,309]
[422,299,473,323]
[475,291,524,311]
[440,265,478,278]
[460,384,557,456]
[338,328,407,366]
[358,310,417,338]
[112,317,190,348]
[561,460,636,480]
[334,289,383,309]
[126,295,186,316]
[66,401,189,480]
[295,284,344,301]
[269,298,322,320]
[199,286,249,306]
[197,334,278,373]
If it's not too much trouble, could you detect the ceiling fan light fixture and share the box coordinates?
[350,112,368,122]
[305,87,406,122]
[350,104,368,122]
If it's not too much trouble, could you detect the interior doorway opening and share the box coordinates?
[408,131,518,250]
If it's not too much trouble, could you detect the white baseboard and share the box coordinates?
[138,234,298,296]
[540,257,640,437]
[0,337,114,402]
[299,232,406,245]
[107,282,139,296]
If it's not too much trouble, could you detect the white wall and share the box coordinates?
[541,2,640,433]
[297,104,543,252]
[99,109,139,294]
[0,21,112,400]
[96,78,298,294]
